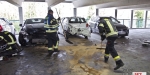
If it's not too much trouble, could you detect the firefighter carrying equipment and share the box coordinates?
[44,16,59,33]
[98,19,118,37]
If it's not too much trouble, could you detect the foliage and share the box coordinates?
[87,6,94,19]
[134,10,144,19]
[24,2,36,19]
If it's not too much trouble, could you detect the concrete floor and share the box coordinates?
[0,29,150,75]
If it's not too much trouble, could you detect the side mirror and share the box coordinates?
[9,23,13,25]
[19,24,22,26]
[118,21,121,23]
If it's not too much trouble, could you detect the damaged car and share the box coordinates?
[18,18,47,46]
[58,17,91,39]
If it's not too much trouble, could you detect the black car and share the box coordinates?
[18,18,47,46]
[88,16,129,37]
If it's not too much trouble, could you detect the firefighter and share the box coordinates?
[97,18,124,70]
[0,27,22,59]
[44,9,60,56]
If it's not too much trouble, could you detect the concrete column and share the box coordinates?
[96,8,99,16]
[48,7,51,10]
[144,11,148,28]
[18,7,23,24]
[115,9,117,19]
[131,10,134,28]
[74,8,77,17]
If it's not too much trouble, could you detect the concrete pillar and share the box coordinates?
[144,11,148,28]
[74,8,77,17]
[131,10,134,28]
[115,9,117,19]
[48,7,51,10]
[18,7,23,24]
[96,8,99,16]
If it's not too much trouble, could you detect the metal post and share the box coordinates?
[131,10,134,28]
[18,7,23,24]
[48,7,51,10]
[96,8,99,16]
[144,11,148,28]
[115,9,117,19]
[74,8,77,17]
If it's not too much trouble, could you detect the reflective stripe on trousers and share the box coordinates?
[54,41,59,49]
[104,54,109,58]
[114,56,121,61]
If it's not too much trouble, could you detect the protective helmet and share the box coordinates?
[0,25,3,32]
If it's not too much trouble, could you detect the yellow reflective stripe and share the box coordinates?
[99,23,104,27]
[114,56,121,61]
[0,36,4,39]
[104,19,114,32]
[46,30,57,33]
[54,41,59,49]
[6,46,12,50]
[8,35,16,45]
[106,32,118,37]
[105,54,109,57]
[48,48,53,50]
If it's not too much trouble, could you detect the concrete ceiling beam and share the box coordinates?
[96,0,150,8]
[46,0,65,7]
[5,0,24,7]
[73,0,122,7]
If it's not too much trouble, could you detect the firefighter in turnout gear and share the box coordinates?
[98,18,124,70]
[44,9,60,56]
[0,30,22,59]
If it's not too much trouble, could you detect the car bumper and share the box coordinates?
[118,29,129,36]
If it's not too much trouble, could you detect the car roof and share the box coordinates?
[63,17,85,19]
[26,18,44,20]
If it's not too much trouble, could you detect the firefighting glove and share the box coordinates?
[101,35,106,41]
[58,17,60,20]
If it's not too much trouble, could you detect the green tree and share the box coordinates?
[134,10,144,28]
[87,6,94,20]
[134,10,144,19]
[24,2,36,19]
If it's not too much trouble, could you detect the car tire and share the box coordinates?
[84,36,88,39]
[19,34,26,46]
[120,36,125,38]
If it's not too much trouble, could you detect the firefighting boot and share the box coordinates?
[104,56,109,63]
[47,50,54,57]
[54,49,60,52]
[114,60,124,70]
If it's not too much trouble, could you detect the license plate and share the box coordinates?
[118,31,126,34]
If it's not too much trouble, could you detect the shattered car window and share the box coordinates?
[26,19,45,24]
[69,18,86,23]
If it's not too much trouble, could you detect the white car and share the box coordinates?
[59,17,91,39]
[0,18,16,34]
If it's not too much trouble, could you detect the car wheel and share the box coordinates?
[84,36,88,39]
[19,34,26,46]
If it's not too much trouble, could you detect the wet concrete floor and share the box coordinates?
[0,29,150,75]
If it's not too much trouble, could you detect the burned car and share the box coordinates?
[58,17,91,39]
[18,18,47,46]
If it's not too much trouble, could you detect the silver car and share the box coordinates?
[0,18,16,34]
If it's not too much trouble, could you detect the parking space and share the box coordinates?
[0,29,150,75]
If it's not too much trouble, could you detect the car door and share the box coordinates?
[0,19,11,32]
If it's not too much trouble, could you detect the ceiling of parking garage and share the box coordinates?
[2,0,150,10]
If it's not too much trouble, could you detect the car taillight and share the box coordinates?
[0,25,3,32]
[86,23,89,27]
